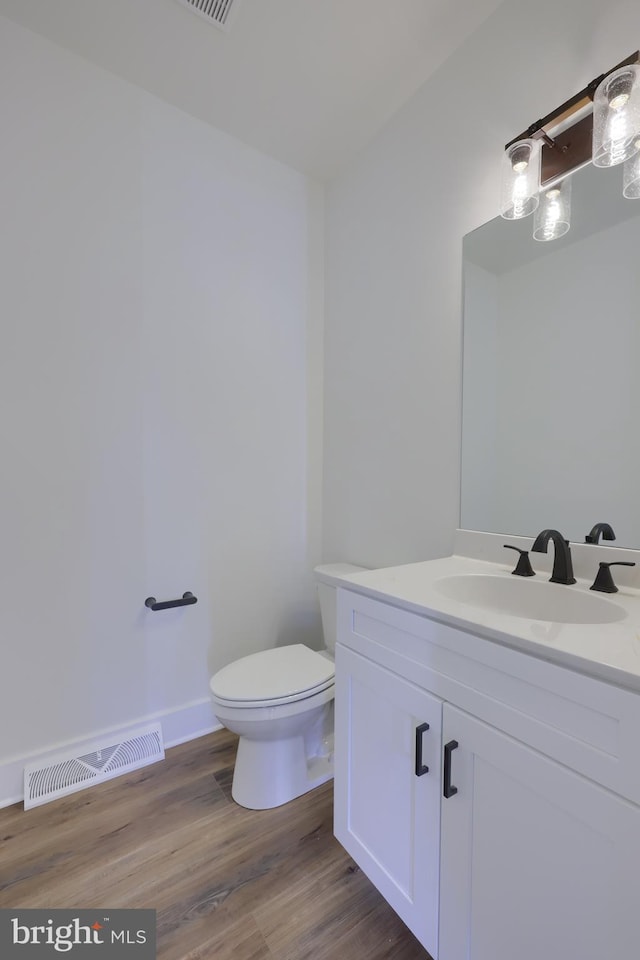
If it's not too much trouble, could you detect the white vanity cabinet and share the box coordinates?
[439,704,640,960]
[334,645,442,957]
[334,587,640,960]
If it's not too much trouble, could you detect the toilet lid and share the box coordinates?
[210,644,334,703]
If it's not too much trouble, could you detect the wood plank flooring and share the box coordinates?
[0,730,432,960]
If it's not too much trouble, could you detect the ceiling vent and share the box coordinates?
[175,0,241,32]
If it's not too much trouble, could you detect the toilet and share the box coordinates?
[209,563,366,809]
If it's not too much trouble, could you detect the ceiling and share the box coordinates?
[0,0,505,180]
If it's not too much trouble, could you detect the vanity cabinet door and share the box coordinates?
[334,643,442,957]
[439,703,640,960]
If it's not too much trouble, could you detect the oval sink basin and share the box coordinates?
[434,574,626,624]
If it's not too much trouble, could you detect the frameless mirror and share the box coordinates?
[461,161,640,547]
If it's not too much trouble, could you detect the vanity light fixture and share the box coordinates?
[500,139,541,219]
[501,50,640,238]
[592,64,640,167]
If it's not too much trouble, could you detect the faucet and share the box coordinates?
[585,522,616,545]
[531,529,576,585]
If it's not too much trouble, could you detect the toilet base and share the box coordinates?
[231,730,334,810]
[213,687,335,810]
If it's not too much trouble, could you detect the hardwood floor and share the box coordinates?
[0,730,432,960]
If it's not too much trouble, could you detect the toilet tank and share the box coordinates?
[314,563,368,654]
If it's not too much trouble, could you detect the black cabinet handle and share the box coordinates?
[145,592,197,611]
[415,722,430,776]
[443,739,459,798]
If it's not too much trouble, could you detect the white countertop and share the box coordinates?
[330,554,640,693]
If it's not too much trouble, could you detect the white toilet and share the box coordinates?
[209,563,365,809]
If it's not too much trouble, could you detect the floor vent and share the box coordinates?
[23,724,164,810]
[174,0,241,31]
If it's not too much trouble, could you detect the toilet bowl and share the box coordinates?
[209,563,366,809]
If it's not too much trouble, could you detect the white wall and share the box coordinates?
[323,0,640,568]
[0,16,323,803]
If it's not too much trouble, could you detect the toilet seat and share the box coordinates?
[210,644,335,709]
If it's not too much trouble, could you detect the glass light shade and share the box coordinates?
[500,138,540,219]
[533,177,572,241]
[623,142,640,198]
[592,64,640,167]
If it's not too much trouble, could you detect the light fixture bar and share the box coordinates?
[539,113,592,186]
[505,51,640,151]
[505,51,639,185]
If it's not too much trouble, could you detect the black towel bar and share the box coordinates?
[145,592,197,611]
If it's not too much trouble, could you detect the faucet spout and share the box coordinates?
[585,522,616,545]
[531,529,576,585]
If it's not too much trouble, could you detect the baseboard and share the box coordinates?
[0,698,223,810]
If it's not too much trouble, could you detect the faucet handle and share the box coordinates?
[590,561,635,593]
[503,545,535,577]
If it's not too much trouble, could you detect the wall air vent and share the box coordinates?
[174,0,241,32]
[23,724,164,809]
